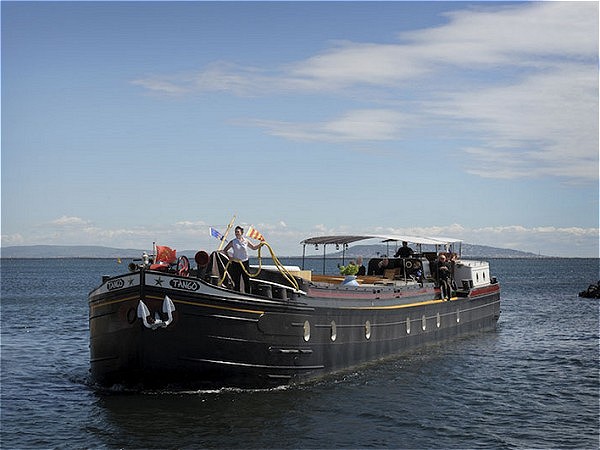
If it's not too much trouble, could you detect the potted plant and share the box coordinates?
[339,262,359,286]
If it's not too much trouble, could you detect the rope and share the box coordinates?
[217,241,300,292]
[214,251,234,287]
[258,241,300,291]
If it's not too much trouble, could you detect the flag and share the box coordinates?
[209,227,225,241]
[155,245,177,264]
[246,225,265,241]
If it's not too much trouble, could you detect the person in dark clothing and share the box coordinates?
[367,256,393,276]
[374,256,390,276]
[367,258,379,276]
[356,256,366,276]
[435,254,453,300]
[394,241,414,258]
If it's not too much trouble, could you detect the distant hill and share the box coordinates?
[0,243,544,259]
[460,243,544,258]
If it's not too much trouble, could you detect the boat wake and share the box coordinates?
[88,381,292,395]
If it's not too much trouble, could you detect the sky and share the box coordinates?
[1,1,598,258]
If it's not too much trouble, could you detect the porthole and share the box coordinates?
[436,312,441,328]
[406,317,411,334]
[330,320,337,342]
[365,320,371,340]
[303,320,311,341]
[456,310,461,323]
[421,315,427,331]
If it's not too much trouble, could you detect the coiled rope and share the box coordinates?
[218,241,300,292]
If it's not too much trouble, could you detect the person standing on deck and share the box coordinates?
[221,226,260,293]
[394,241,414,258]
[435,254,453,300]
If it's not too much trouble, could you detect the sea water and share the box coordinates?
[1,258,598,448]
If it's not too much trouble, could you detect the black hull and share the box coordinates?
[89,270,500,389]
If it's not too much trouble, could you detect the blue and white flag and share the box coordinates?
[209,227,224,241]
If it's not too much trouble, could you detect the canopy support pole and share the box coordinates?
[302,244,306,270]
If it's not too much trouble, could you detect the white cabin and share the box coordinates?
[453,260,491,288]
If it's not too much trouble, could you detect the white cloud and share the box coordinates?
[1,233,24,246]
[174,220,208,228]
[285,42,428,89]
[131,77,188,95]
[132,62,275,97]
[251,109,412,142]
[50,216,91,226]
[433,64,598,180]
[134,3,597,92]
[190,62,269,96]
[406,3,596,65]
[132,2,598,182]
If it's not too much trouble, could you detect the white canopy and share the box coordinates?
[300,234,461,246]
